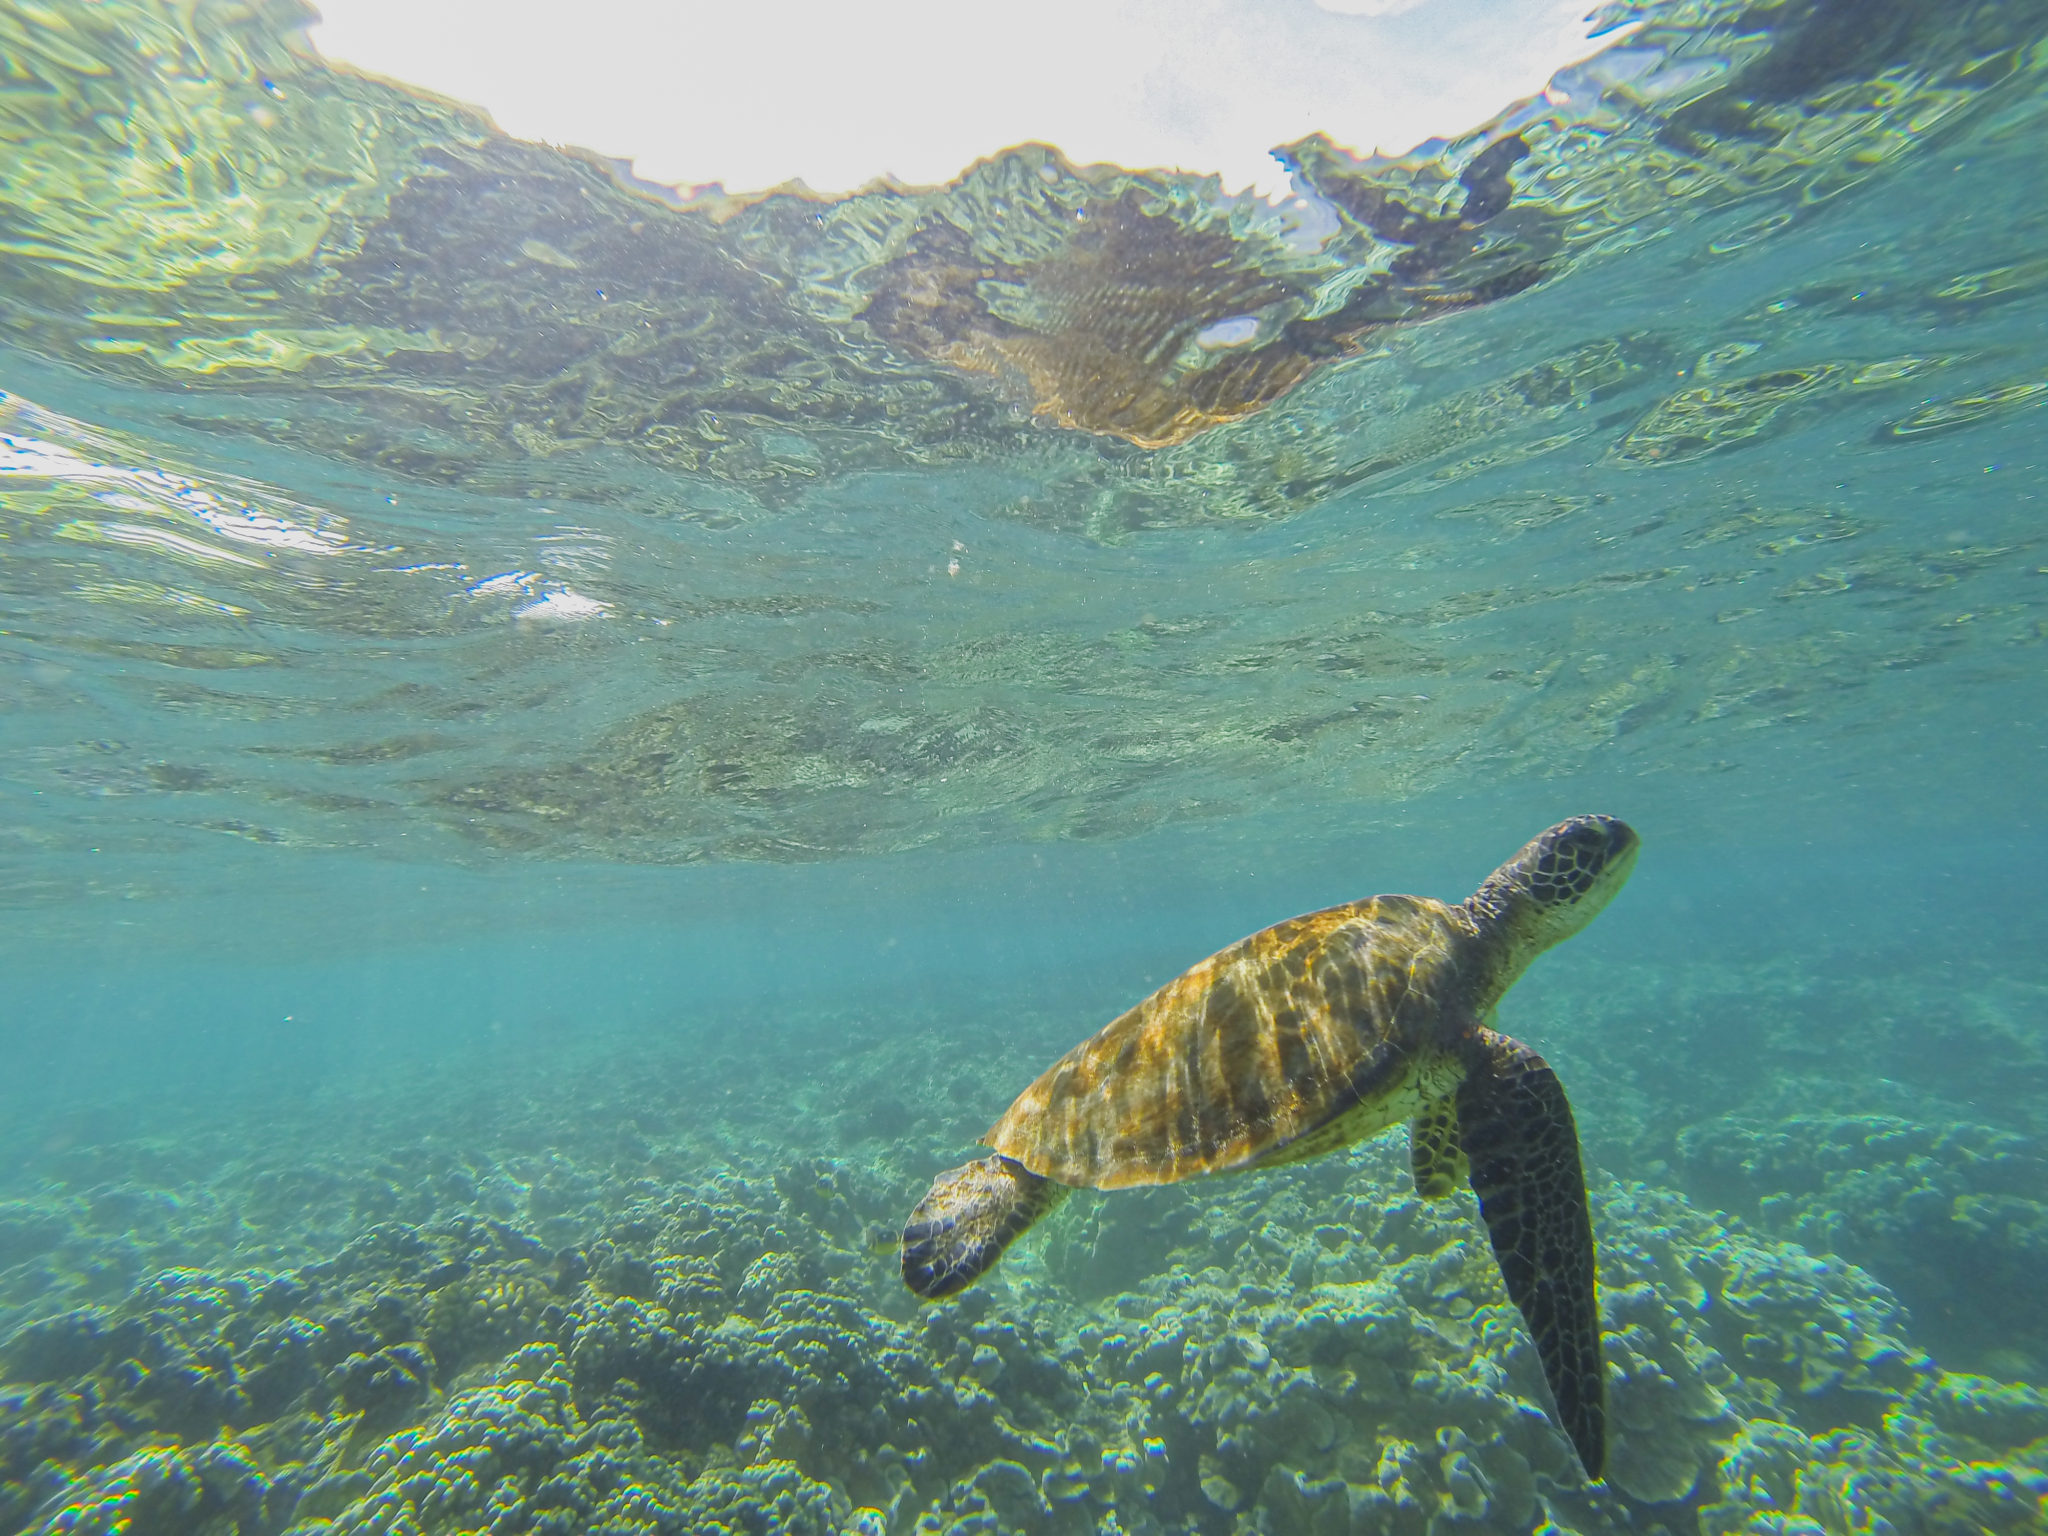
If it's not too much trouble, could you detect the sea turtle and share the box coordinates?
[899,814,1638,1480]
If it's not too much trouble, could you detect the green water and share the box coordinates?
[2,0,2046,1532]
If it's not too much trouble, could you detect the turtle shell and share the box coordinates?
[983,894,1471,1189]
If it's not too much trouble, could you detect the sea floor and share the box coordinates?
[3,947,2046,1536]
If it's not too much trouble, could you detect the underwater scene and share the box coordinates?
[3,0,2047,1533]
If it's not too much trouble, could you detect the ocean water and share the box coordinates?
[3,0,2047,1532]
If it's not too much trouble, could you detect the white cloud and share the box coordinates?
[309,0,1607,199]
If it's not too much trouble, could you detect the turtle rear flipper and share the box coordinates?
[1457,1029,1606,1481]
[901,1156,1066,1299]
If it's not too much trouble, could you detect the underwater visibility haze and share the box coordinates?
[2,0,2047,1533]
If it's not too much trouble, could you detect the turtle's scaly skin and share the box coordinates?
[899,814,1638,1481]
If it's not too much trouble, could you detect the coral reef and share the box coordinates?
[1675,1113,2048,1376]
[5,1009,2046,1536]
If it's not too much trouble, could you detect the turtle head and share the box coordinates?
[1466,815,1639,991]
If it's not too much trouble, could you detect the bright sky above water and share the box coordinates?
[308,0,1614,198]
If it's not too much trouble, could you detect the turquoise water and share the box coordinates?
[3,0,2047,1532]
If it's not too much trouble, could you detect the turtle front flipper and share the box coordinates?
[1409,1097,1468,1198]
[1456,1029,1606,1481]
[900,1155,1067,1300]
